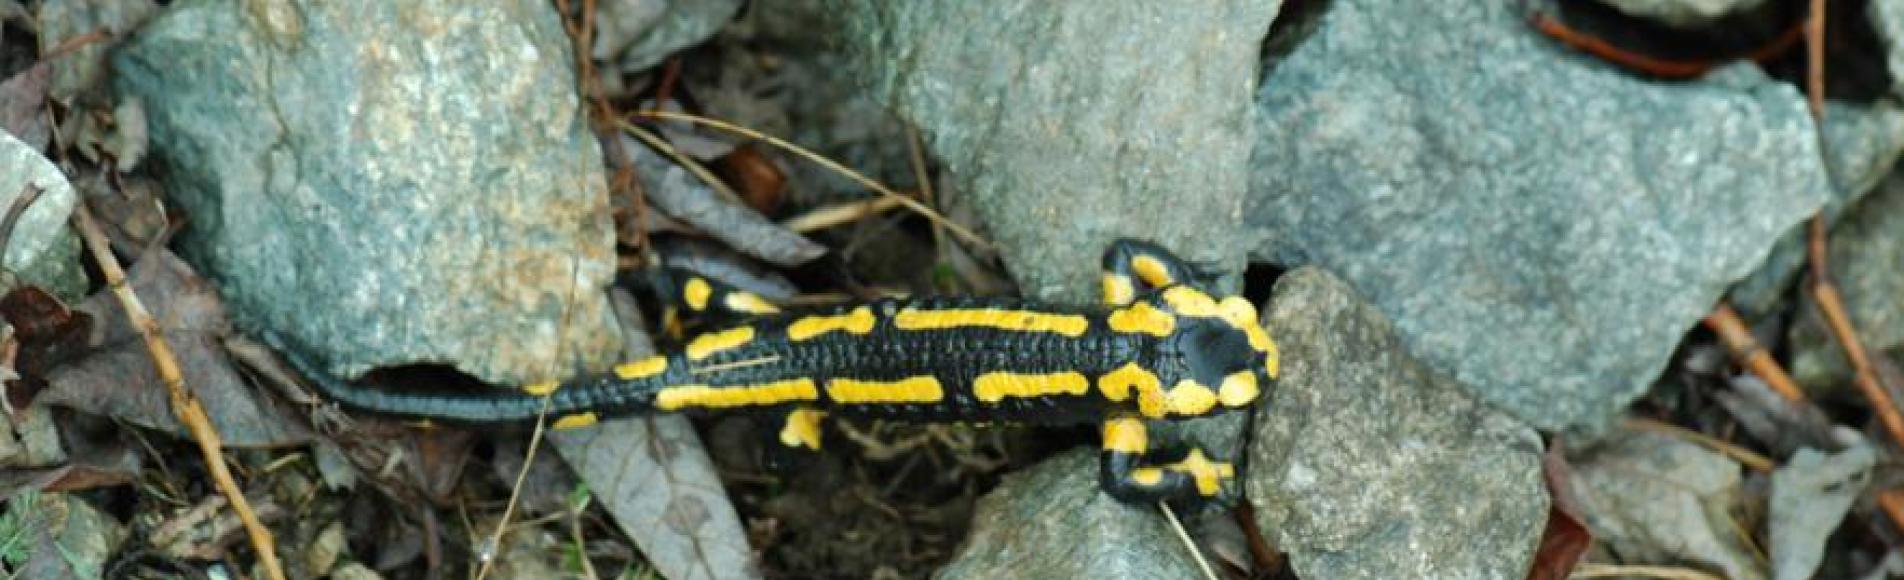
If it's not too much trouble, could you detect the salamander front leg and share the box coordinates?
[1101,239,1209,305]
[1099,417,1235,506]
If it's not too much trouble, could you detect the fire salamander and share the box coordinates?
[267,240,1280,505]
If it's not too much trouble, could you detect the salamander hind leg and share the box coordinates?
[761,407,827,473]
[1099,417,1235,507]
[643,268,784,338]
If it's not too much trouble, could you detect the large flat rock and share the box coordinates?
[1249,0,1829,431]
[113,0,622,382]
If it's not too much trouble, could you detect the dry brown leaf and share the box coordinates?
[38,249,314,447]
[0,62,51,150]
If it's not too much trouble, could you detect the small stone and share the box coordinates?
[1250,267,1547,579]
[936,450,1204,579]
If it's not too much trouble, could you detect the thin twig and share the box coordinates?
[1805,0,1826,118]
[1878,489,1904,534]
[780,196,906,233]
[905,126,944,251]
[1808,219,1904,448]
[619,120,749,207]
[1569,563,1725,580]
[1701,303,1805,401]
[71,205,286,580]
[0,184,47,268]
[1624,417,1776,472]
[629,110,993,251]
[1158,502,1218,580]
[1528,13,1804,80]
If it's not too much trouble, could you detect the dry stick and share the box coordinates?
[630,110,994,251]
[1809,220,1904,448]
[780,196,906,233]
[1158,502,1219,580]
[1624,417,1776,472]
[1805,0,1826,118]
[618,120,748,207]
[905,126,945,251]
[71,205,286,580]
[1702,304,1806,401]
[1528,13,1804,80]
[0,184,47,268]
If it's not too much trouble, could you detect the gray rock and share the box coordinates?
[1789,170,1904,390]
[1770,444,1875,580]
[34,0,159,101]
[593,0,742,73]
[1570,429,1761,580]
[1877,0,1904,100]
[1249,267,1547,579]
[826,0,1279,303]
[113,0,623,383]
[0,130,86,300]
[1730,100,1904,319]
[936,449,1203,579]
[1599,0,1770,26]
[1250,0,1830,431]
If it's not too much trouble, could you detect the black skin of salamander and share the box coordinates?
[268,296,1183,426]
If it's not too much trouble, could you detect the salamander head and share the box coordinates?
[1142,286,1279,418]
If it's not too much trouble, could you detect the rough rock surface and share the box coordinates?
[113,0,622,382]
[1250,0,1829,431]
[826,0,1278,303]
[0,130,85,299]
[1248,267,1547,579]
[1789,171,1904,390]
[1730,100,1904,318]
[935,450,1203,579]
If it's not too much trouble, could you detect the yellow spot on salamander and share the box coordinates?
[1101,417,1148,454]
[1107,302,1175,337]
[522,380,561,397]
[655,379,819,411]
[1131,467,1164,486]
[1164,379,1218,416]
[1166,449,1234,496]
[894,308,1088,337]
[1098,363,1165,419]
[725,291,782,315]
[827,376,944,404]
[1161,286,1222,318]
[787,307,877,341]
[613,356,668,380]
[686,326,755,360]
[1218,371,1258,408]
[1131,254,1176,287]
[1218,296,1277,355]
[779,409,826,450]
[552,412,599,430]
[1102,273,1136,306]
[973,371,1089,403]
[683,277,713,311]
